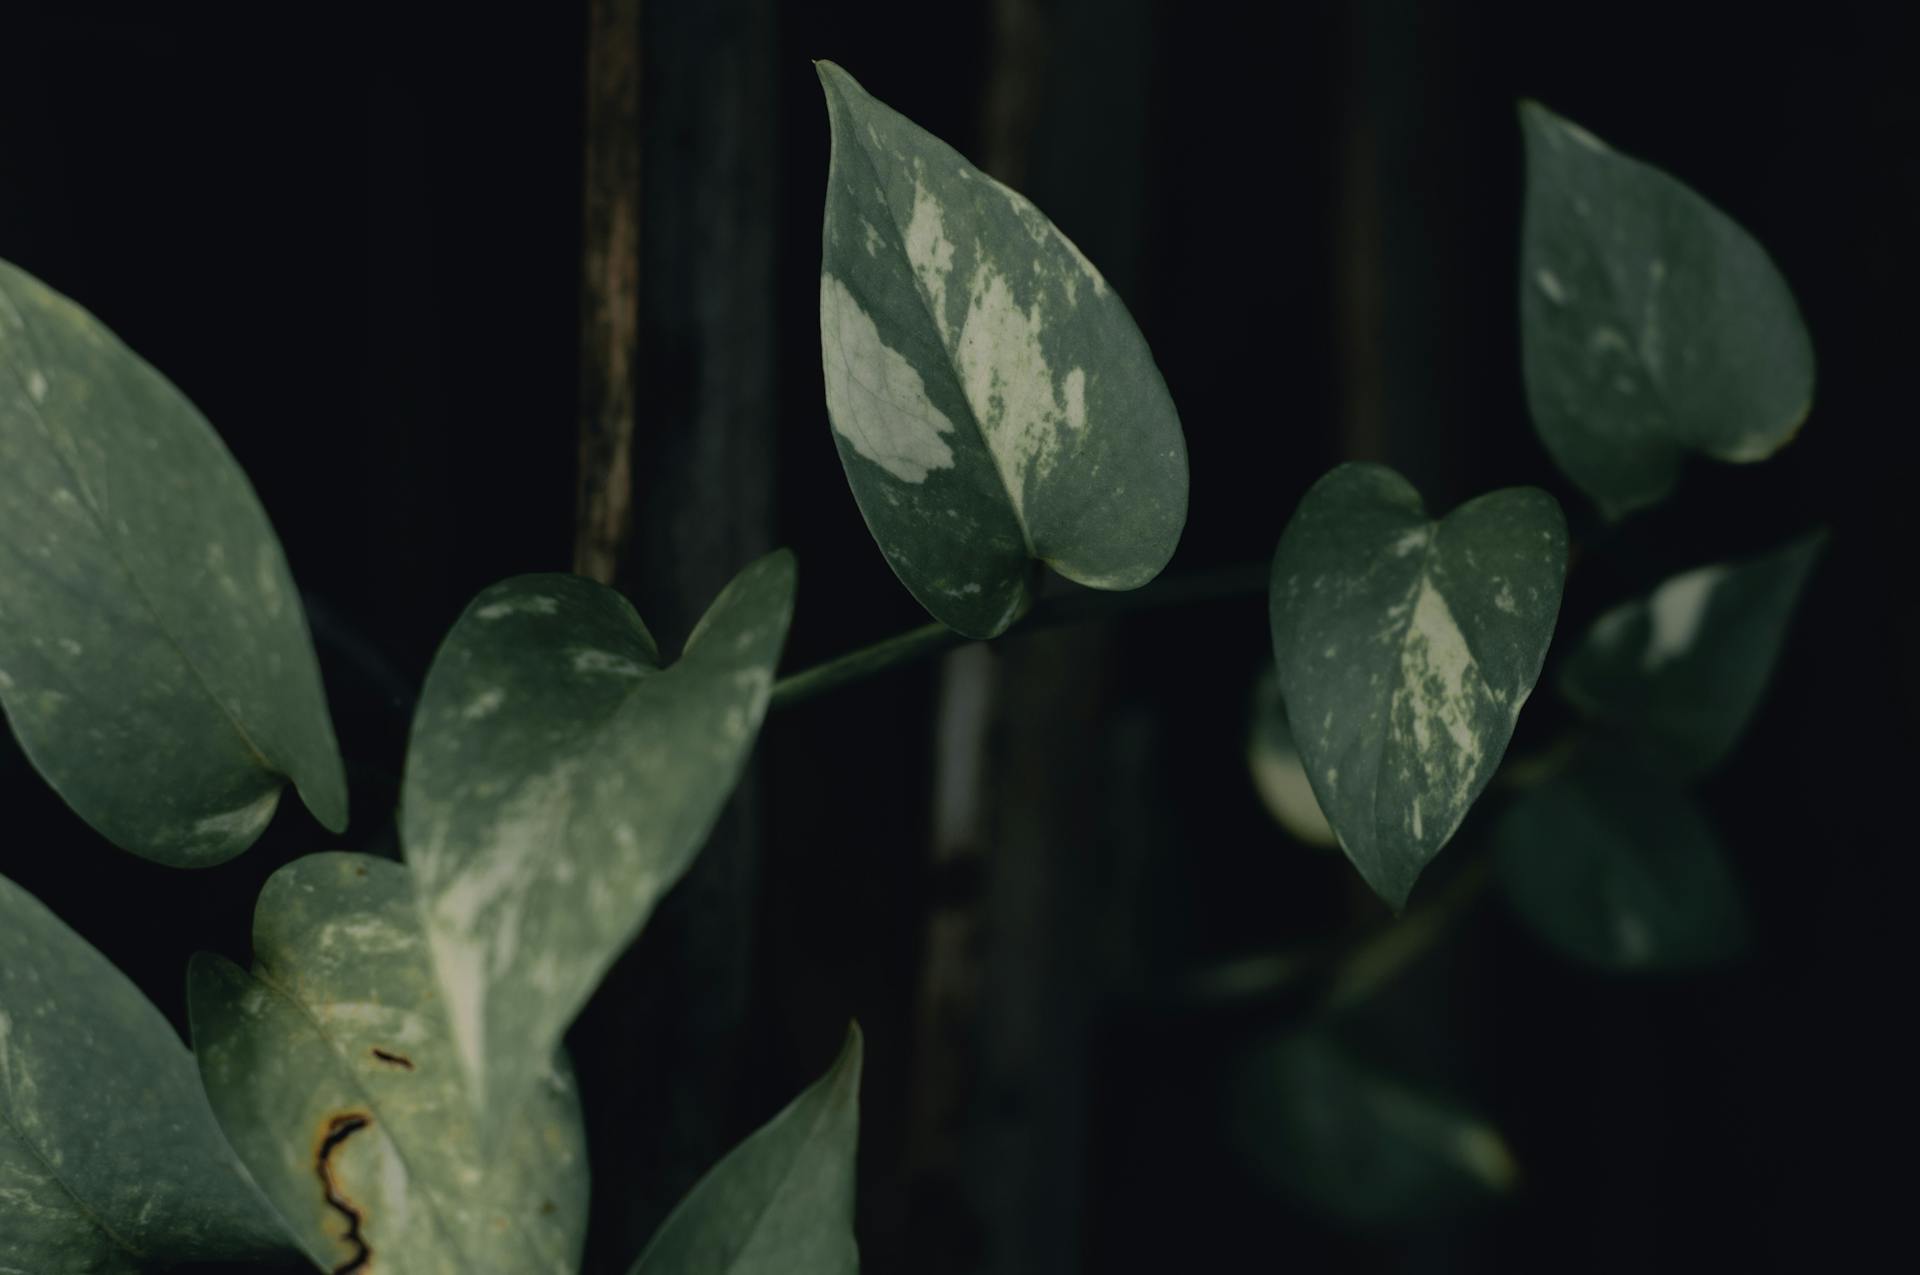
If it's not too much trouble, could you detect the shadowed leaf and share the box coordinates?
[1519,102,1814,518]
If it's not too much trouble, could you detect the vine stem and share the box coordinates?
[769,563,1270,709]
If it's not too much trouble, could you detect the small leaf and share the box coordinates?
[816,61,1187,638]
[1494,752,1749,971]
[1519,102,1815,519]
[0,872,289,1271]
[1228,1031,1517,1227]
[1560,531,1824,776]
[188,853,590,1275]
[632,1024,862,1275]
[1247,670,1336,850]
[403,552,794,1122]
[1269,464,1568,909]
[0,258,347,866]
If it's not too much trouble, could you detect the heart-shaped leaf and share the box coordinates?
[1,872,289,1271]
[1270,465,1567,908]
[189,852,590,1275]
[816,61,1187,638]
[631,1024,863,1275]
[403,551,794,1123]
[1519,102,1815,519]
[1559,531,1824,776]
[1495,751,1749,971]
[0,258,347,866]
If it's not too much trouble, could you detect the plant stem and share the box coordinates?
[769,563,1269,709]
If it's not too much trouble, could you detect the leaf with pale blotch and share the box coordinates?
[632,1024,862,1275]
[188,853,590,1275]
[1247,670,1336,850]
[1270,465,1567,909]
[1520,102,1815,519]
[1560,531,1823,777]
[0,258,347,867]
[1228,1030,1517,1227]
[403,552,794,1124]
[816,61,1187,638]
[1,872,290,1272]
[1495,752,1748,971]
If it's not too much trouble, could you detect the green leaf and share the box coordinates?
[632,1024,862,1275]
[1228,1031,1516,1227]
[402,552,794,1123]
[1247,670,1336,850]
[188,853,590,1275]
[1495,752,1749,971]
[0,258,347,867]
[1519,102,1815,519]
[815,61,1187,638]
[1269,465,1567,909]
[1560,531,1824,776]
[0,872,289,1272]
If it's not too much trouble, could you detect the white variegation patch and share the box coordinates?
[1643,564,1727,668]
[820,274,957,483]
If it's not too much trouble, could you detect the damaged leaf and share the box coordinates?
[402,552,794,1124]
[0,871,289,1272]
[817,61,1187,638]
[0,258,348,867]
[632,1024,863,1275]
[188,852,590,1275]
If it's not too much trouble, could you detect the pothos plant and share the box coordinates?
[0,60,1819,1271]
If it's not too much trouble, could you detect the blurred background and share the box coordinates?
[2,1,1913,1271]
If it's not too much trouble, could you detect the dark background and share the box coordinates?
[2,1,1912,1271]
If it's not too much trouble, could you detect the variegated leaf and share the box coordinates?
[1520,102,1815,519]
[402,552,794,1124]
[1,872,289,1272]
[1270,465,1567,909]
[1495,751,1749,971]
[1559,531,1823,776]
[816,61,1187,638]
[188,853,589,1275]
[632,1024,862,1275]
[0,257,347,866]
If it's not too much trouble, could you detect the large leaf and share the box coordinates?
[403,552,794,1122]
[0,258,347,866]
[188,852,590,1275]
[816,61,1187,638]
[0,872,288,1272]
[1559,531,1824,776]
[632,1024,862,1275]
[1519,102,1815,519]
[1495,752,1748,971]
[1228,1030,1516,1227]
[1269,465,1567,908]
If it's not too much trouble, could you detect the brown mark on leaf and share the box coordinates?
[370,1048,415,1070]
[316,1110,374,1274]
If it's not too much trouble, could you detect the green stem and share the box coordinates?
[770,564,1269,709]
